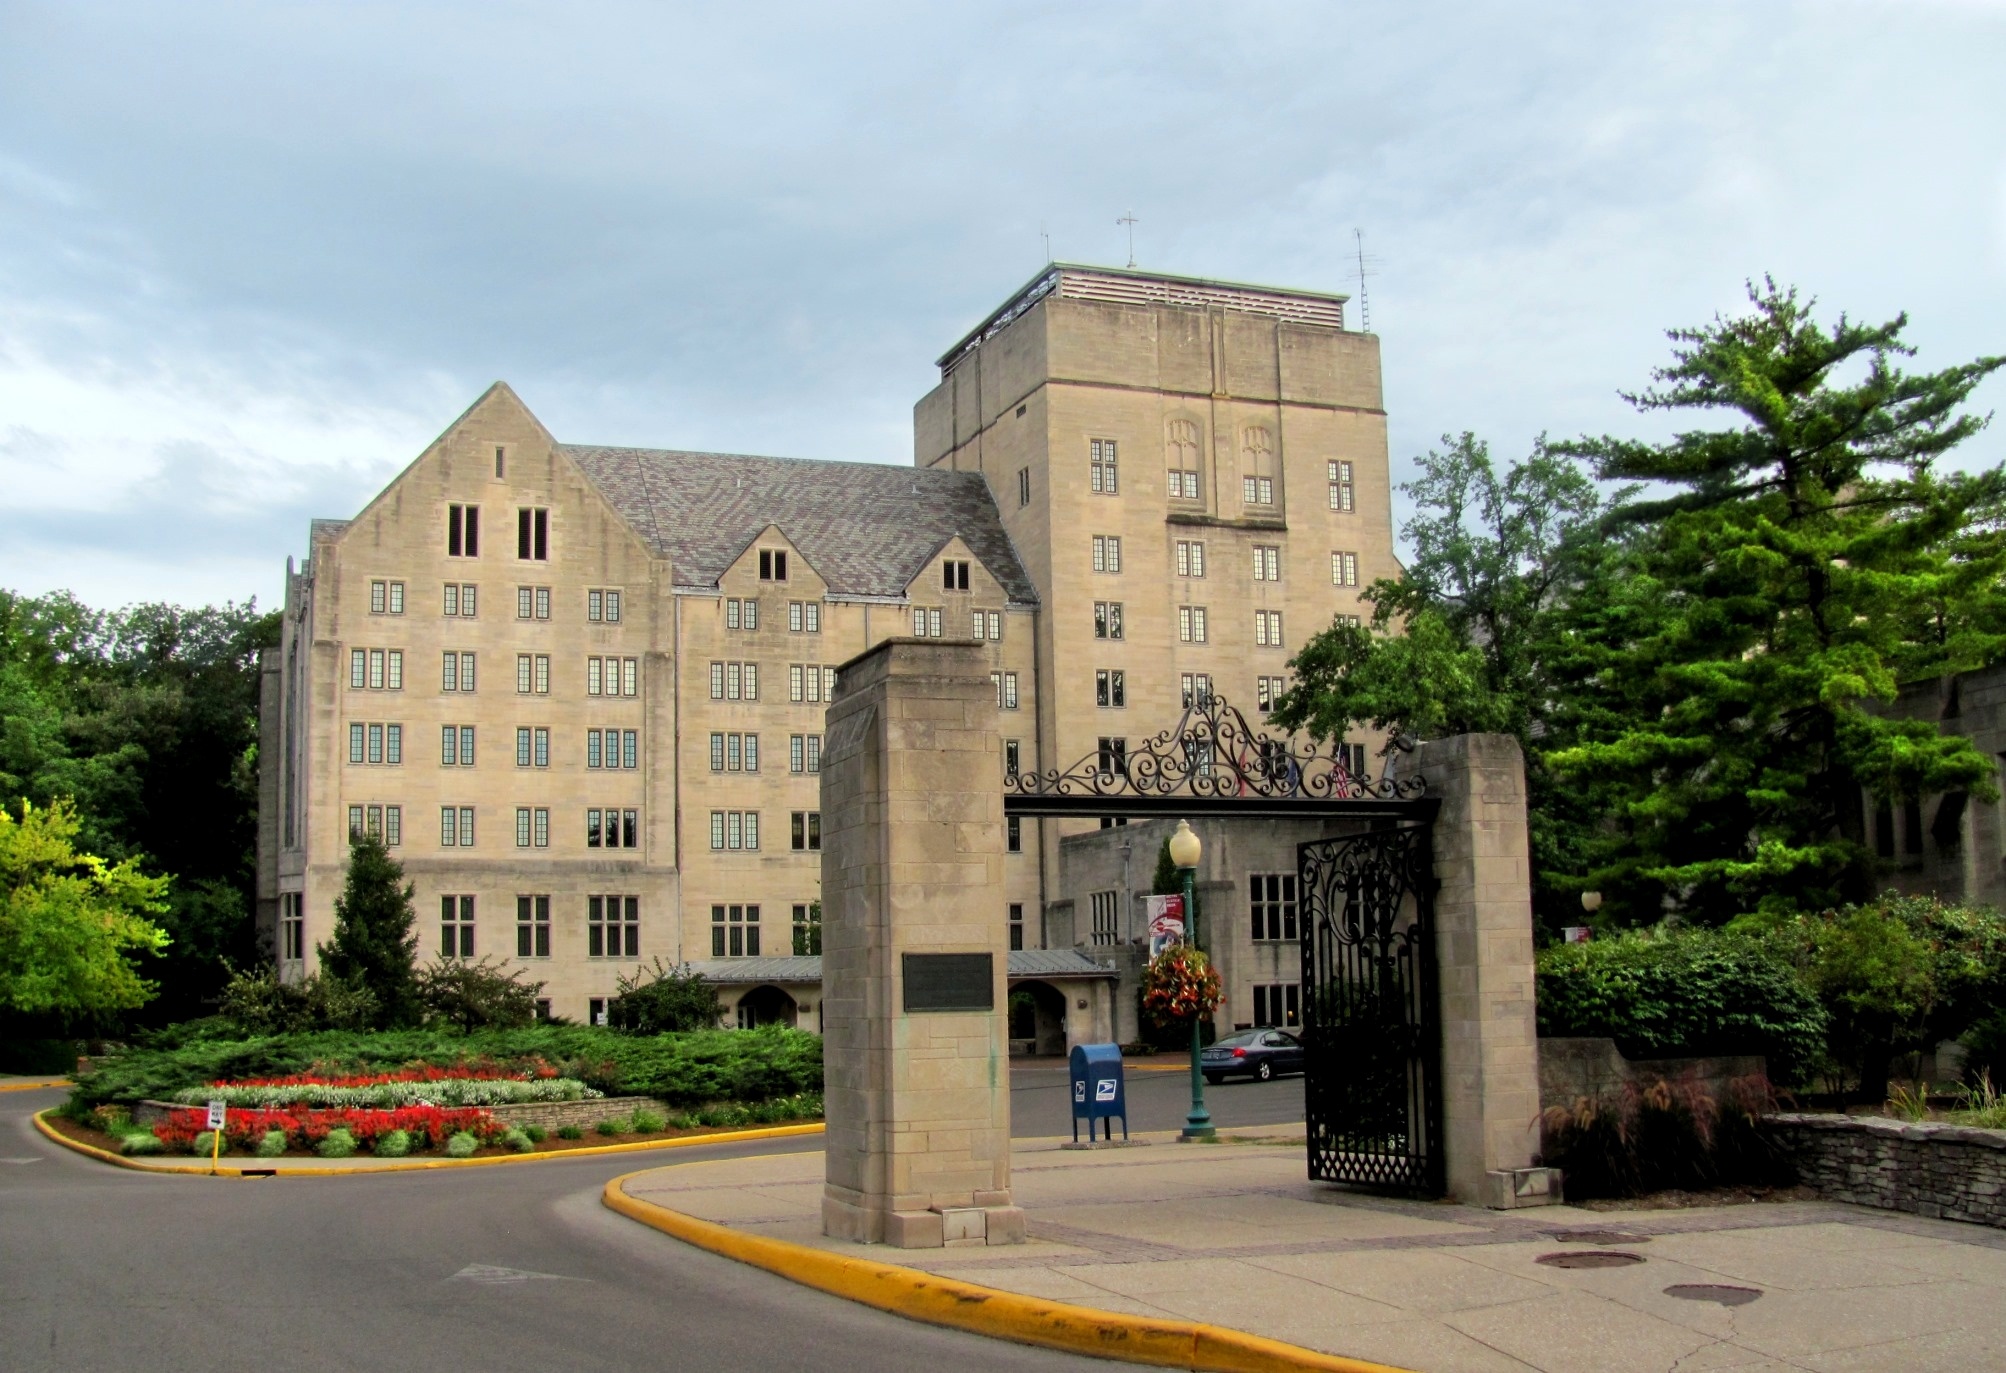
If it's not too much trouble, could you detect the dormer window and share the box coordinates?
[759,549,789,582]
[942,560,970,591]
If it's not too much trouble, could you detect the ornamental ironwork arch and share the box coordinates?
[1002,691,1431,820]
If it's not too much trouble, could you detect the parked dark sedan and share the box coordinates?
[1201,1028,1304,1083]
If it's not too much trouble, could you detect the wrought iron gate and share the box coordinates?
[1299,825,1442,1196]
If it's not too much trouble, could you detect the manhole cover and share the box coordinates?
[1544,1230,1648,1246]
[1665,1283,1762,1307]
[1536,1250,1645,1269]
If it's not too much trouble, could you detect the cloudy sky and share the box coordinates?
[3,2,2003,611]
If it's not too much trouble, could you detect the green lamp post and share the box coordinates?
[1171,819,1215,1141]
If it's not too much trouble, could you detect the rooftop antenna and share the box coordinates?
[1353,228,1381,332]
[1040,221,1051,264]
[1117,210,1139,268]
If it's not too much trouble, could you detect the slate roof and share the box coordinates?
[562,445,1038,606]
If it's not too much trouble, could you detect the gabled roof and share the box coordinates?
[562,445,1038,604]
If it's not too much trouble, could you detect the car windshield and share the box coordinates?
[1214,1031,1263,1048]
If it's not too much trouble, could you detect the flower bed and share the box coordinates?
[166,1065,599,1110]
[152,1103,508,1153]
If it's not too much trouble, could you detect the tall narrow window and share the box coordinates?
[1095,669,1125,708]
[516,895,551,958]
[1331,551,1360,587]
[1091,535,1122,574]
[1178,606,1208,643]
[448,504,479,557]
[1328,460,1355,512]
[1097,737,1128,777]
[1094,601,1123,640]
[1089,438,1118,494]
[517,507,549,560]
[1009,902,1025,952]
[1255,609,1285,647]
[1018,467,1031,507]
[1253,546,1281,582]
[1166,418,1202,499]
[1250,873,1299,941]
[758,549,789,581]
[1175,540,1206,578]
[440,895,475,958]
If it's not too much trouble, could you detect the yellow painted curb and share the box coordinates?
[32,1109,822,1176]
[0,1079,70,1092]
[602,1168,1416,1373]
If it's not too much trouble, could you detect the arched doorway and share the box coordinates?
[736,984,798,1029]
[1007,979,1068,1056]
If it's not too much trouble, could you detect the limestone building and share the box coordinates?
[257,263,1397,1037]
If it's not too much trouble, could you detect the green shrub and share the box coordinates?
[120,1132,163,1155]
[1539,1073,1789,1199]
[630,1109,666,1133]
[373,1129,411,1157]
[522,1124,547,1143]
[315,1128,357,1159]
[608,960,721,1033]
[445,1131,478,1158]
[416,956,544,1031]
[503,1128,534,1153]
[596,1117,628,1136]
[557,1124,583,1140]
[191,1130,220,1157]
[1536,926,1826,1084]
[255,1130,287,1158]
[1963,1010,2006,1090]
[216,966,378,1036]
[65,1024,822,1112]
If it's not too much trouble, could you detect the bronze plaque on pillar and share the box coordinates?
[902,953,994,1012]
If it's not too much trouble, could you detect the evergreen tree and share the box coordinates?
[318,833,420,1027]
[1551,280,2006,924]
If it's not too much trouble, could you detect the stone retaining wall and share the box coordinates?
[1767,1112,2006,1228]
[1539,1037,1767,1113]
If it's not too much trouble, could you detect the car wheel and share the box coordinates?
[1257,1061,1274,1082]
[1204,1073,1224,1086]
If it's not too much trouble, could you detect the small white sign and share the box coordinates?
[1562,926,1594,944]
[1072,1080,1086,1103]
[206,1100,226,1130]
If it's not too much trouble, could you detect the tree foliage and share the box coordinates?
[0,800,171,1023]
[415,956,544,1032]
[318,834,420,1028]
[609,959,721,1034]
[217,964,379,1035]
[1551,280,2006,922]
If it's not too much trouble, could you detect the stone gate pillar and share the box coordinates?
[1415,733,1557,1208]
[818,639,1024,1248]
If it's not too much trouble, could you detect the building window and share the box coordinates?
[725,597,759,630]
[440,895,475,959]
[515,895,551,957]
[1253,984,1301,1028]
[1007,815,1022,853]
[1253,546,1281,582]
[494,445,506,479]
[789,733,822,774]
[1009,902,1025,952]
[1004,738,1021,780]
[587,808,641,850]
[1095,669,1125,709]
[1178,605,1208,643]
[517,507,549,560]
[1018,467,1031,507]
[513,653,549,694]
[349,805,403,846]
[515,726,550,768]
[1096,737,1128,778]
[1166,418,1202,500]
[1338,741,1368,776]
[792,903,821,956]
[1089,890,1119,946]
[1091,534,1122,574]
[589,656,639,697]
[979,609,1003,640]
[710,661,758,701]
[350,648,404,691]
[447,504,480,557]
[1332,551,1360,587]
[993,671,1019,710]
[348,722,403,765]
[791,811,821,852]
[711,903,760,958]
[787,600,821,633]
[1255,609,1284,647]
[513,806,550,848]
[587,996,608,1026]
[1250,873,1299,941]
[439,806,475,847]
[1089,437,1118,494]
[943,559,971,590]
[1241,475,1275,505]
[788,663,832,704]
[1328,460,1354,512]
[1181,673,1213,708]
[1094,601,1124,640]
[911,606,944,637]
[589,895,640,958]
[708,731,757,773]
[1241,426,1275,507]
[440,724,475,766]
[280,892,305,962]
[587,589,623,623]
[443,583,477,617]
[758,549,789,582]
[516,586,551,619]
[1257,676,1288,713]
[1175,540,1206,578]
[370,580,406,615]
[439,651,472,692]
[708,810,759,851]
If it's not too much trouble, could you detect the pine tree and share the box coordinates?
[317,833,420,1027]
[1552,280,2006,924]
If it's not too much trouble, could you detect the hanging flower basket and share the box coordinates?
[1142,944,1223,1024]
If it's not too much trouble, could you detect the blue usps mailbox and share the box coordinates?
[1068,1043,1127,1142]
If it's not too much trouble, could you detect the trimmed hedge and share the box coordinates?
[1536,927,1826,1085]
[68,1024,822,1111]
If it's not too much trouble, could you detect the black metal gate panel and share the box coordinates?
[1299,825,1442,1196]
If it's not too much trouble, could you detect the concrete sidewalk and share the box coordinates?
[618,1127,2006,1373]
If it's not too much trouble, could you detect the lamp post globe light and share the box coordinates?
[1171,820,1215,1142]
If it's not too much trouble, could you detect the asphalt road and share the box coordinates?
[0,1066,1303,1373]
[1010,1055,1305,1139]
